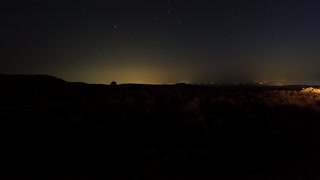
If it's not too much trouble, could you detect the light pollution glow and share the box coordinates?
[58,62,196,84]
[52,50,199,84]
[42,46,320,85]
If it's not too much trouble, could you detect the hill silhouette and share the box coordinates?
[0,74,66,85]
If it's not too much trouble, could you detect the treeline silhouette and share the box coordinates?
[1,74,320,179]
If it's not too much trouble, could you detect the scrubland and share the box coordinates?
[1,76,320,179]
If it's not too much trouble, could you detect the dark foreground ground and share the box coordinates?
[1,74,320,179]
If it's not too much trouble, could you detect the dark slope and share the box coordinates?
[0,74,66,85]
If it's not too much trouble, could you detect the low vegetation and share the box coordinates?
[1,75,320,179]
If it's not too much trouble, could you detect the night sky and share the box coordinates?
[1,0,320,84]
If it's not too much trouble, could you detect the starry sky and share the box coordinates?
[1,0,320,84]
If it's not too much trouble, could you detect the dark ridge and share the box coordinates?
[175,82,192,86]
[1,74,319,91]
[0,74,66,85]
[0,74,68,98]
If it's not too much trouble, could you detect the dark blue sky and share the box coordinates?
[1,0,320,84]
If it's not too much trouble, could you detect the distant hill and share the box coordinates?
[0,74,69,98]
[0,74,66,86]
[1,74,319,92]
